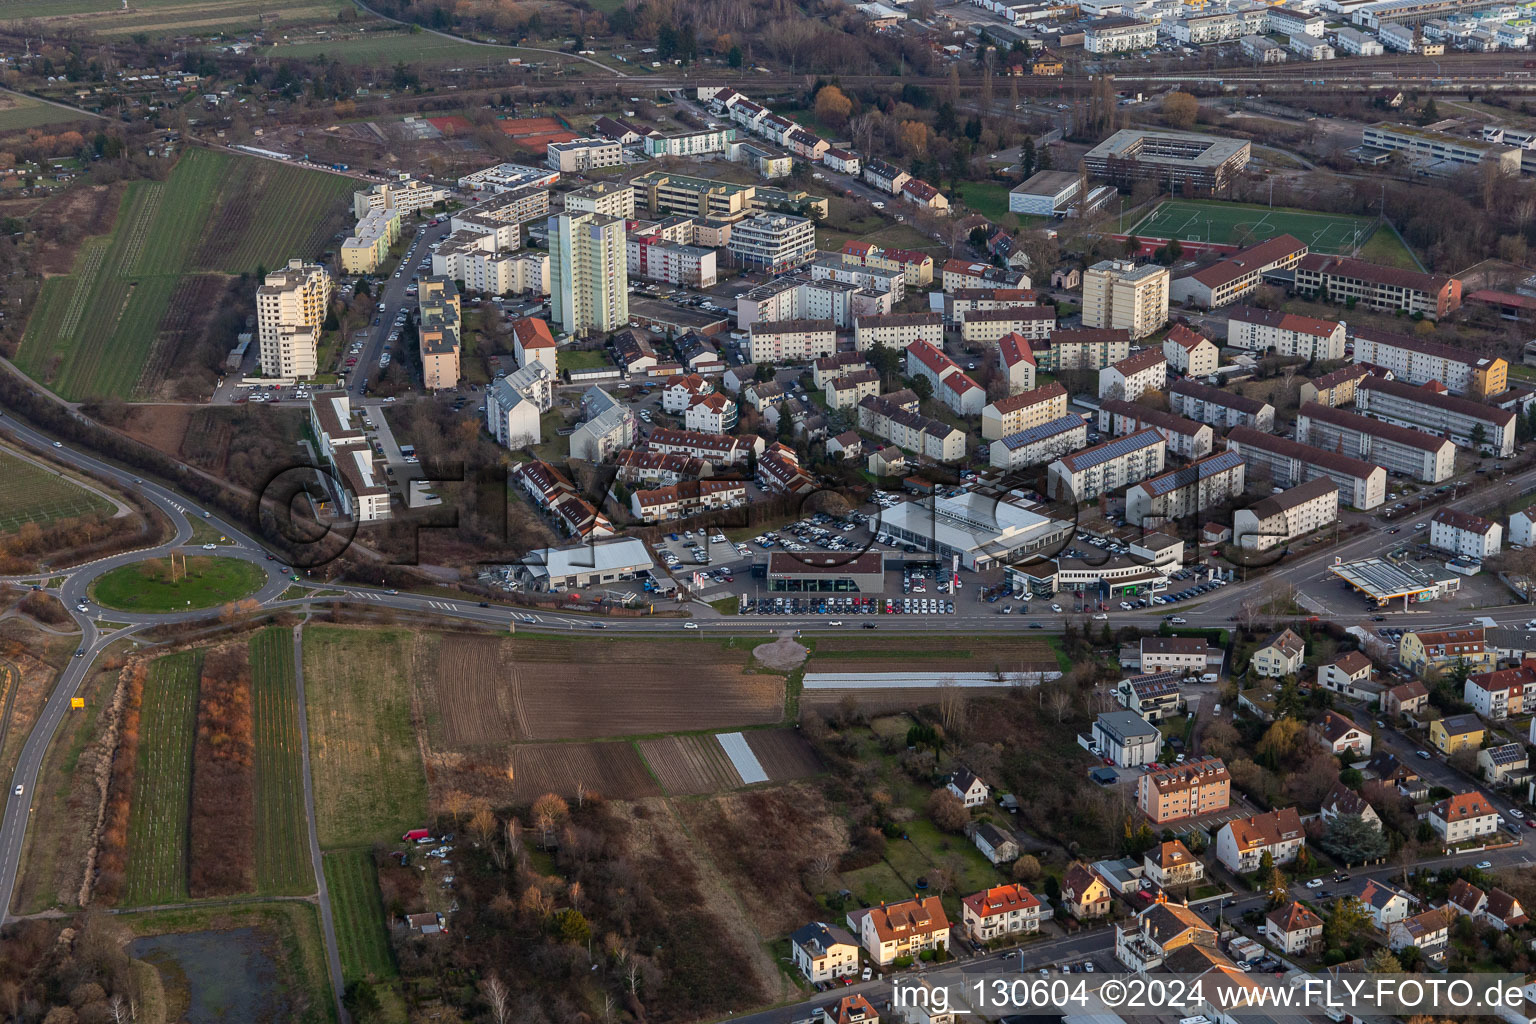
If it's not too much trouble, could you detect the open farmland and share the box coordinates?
[303,627,427,848]
[8,0,350,37]
[123,650,202,907]
[638,735,743,796]
[506,742,660,802]
[16,148,354,400]
[0,95,91,132]
[260,27,557,67]
[324,849,395,985]
[424,633,784,743]
[744,729,823,782]
[0,449,111,532]
[251,628,311,896]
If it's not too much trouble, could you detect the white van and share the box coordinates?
[1199,672,1219,683]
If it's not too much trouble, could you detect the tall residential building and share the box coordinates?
[549,212,628,336]
[1082,260,1169,339]
[418,276,461,391]
[256,259,332,378]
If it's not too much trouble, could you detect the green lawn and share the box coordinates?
[261,27,533,66]
[0,97,91,131]
[123,650,202,906]
[955,181,1047,224]
[324,849,397,983]
[1355,225,1423,270]
[1128,199,1378,255]
[302,627,428,849]
[15,148,355,400]
[557,348,613,373]
[251,628,313,896]
[90,556,265,612]
[0,450,110,532]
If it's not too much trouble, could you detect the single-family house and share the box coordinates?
[1384,679,1429,718]
[1142,839,1204,890]
[1312,710,1373,757]
[790,922,861,982]
[1485,888,1530,931]
[820,993,880,1024]
[1251,628,1306,678]
[1479,742,1529,785]
[1428,790,1500,844]
[1349,877,1412,929]
[1317,651,1375,699]
[1114,901,1217,973]
[1062,862,1113,920]
[1429,714,1485,755]
[947,768,989,808]
[1319,781,1381,828]
[1388,907,1450,962]
[1266,901,1324,956]
[853,897,951,965]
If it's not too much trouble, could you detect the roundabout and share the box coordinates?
[88,555,268,612]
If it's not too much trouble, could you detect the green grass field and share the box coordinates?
[123,650,202,906]
[16,147,355,401]
[261,28,526,66]
[0,96,91,132]
[251,628,312,896]
[303,627,427,849]
[1128,199,1377,254]
[0,450,111,532]
[90,556,265,612]
[324,849,396,984]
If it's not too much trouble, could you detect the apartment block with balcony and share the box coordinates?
[256,259,332,379]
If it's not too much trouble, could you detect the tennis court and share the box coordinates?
[1128,200,1377,255]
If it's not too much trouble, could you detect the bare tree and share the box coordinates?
[108,996,129,1024]
[1047,686,1073,723]
[482,974,513,1024]
[938,678,967,734]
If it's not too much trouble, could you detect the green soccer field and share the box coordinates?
[1127,199,1377,255]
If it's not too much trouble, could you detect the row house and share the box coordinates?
[757,443,817,494]
[612,449,712,487]
[629,479,748,522]
[857,391,967,462]
[645,426,763,466]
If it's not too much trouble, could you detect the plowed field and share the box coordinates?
[745,729,823,782]
[506,742,660,802]
[638,735,742,796]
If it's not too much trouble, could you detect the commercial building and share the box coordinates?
[340,206,401,275]
[256,259,331,378]
[1137,757,1231,824]
[1096,401,1214,460]
[1082,130,1251,193]
[1295,402,1455,483]
[1084,16,1159,51]
[458,162,559,195]
[748,319,836,363]
[417,276,461,391]
[1292,253,1461,319]
[549,212,627,336]
[727,213,815,273]
[1361,122,1521,175]
[874,491,1070,570]
[545,137,623,172]
[1082,260,1170,339]
[1430,508,1502,560]
[854,312,944,352]
[626,234,717,289]
[1047,428,1167,503]
[1232,476,1339,551]
[519,537,653,592]
[1162,324,1219,377]
[1330,557,1464,608]
[1098,348,1167,402]
[1169,235,1307,309]
[982,382,1070,442]
[1125,449,1247,525]
[989,415,1088,471]
[1351,329,1505,398]
[1034,328,1132,372]
[563,181,636,219]
[1358,377,1516,457]
[1169,379,1276,432]
[1225,306,1346,361]
[353,172,447,218]
[857,391,967,462]
[1225,426,1387,510]
[1009,169,1085,216]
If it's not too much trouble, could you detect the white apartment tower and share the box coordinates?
[1083,259,1170,339]
[550,212,629,336]
[256,259,332,378]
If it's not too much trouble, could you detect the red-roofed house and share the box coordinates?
[1162,323,1219,377]
[512,316,558,373]
[905,339,985,415]
[1098,348,1167,402]
[961,884,1049,942]
[997,331,1037,393]
[901,177,950,213]
[1463,665,1536,721]
[1428,791,1499,843]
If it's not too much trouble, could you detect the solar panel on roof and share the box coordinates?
[1140,449,1245,497]
[1063,429,1161,470]
[1000,415,1083,450]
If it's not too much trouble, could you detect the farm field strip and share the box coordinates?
[123,650,203,907]
[715,733,768,785]
[504,741,661,802]
[743,729,823,781]
[323,849,395,983]
[637,735,743,796]
[0,451,111,532]
[251,628,311,896]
